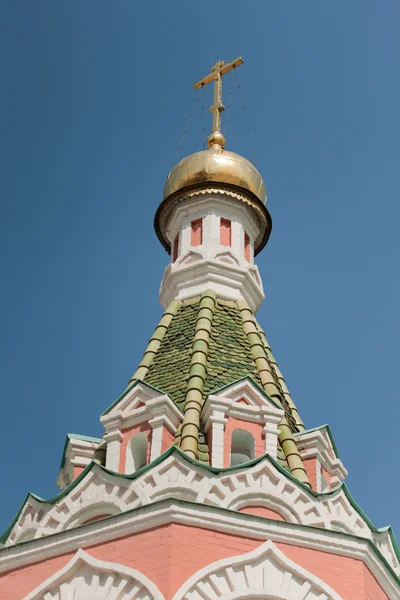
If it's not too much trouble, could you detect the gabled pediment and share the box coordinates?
[294,424,348,487]
[214,249,240,265]
[100,380,182,432]
[177,250,204,266]
[101,380,165,419]
[202,376,284,426]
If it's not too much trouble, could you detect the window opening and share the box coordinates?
[191,218,203,246]
[230,429,255,467]
[220,218,231,246]
[244,232,251,262]
[173,233,179,262]
[125,432,148,473]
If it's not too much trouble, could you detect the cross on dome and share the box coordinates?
[193,57,243,149]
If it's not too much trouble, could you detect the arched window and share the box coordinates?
[230,429,255,467]
[125,432,148,473]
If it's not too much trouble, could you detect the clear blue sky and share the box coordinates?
[0,2,399,538]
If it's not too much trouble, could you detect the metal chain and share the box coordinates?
[201,85,205,150]
[236,71,258,166]
[172,86,203,167]
[223,69,235,137]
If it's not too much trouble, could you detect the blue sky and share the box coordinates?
[0,1,399,538]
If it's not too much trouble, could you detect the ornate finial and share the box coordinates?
[193,57,244,149]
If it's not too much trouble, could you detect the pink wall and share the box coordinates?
[220,218,231,246]
[119,422,152,473]
[303,457,318,491]
[364,565,391,600]
[322,465,332,489]
[239,505,285,521]
[0,523,390,600]
[161,427,175,453]
[191,219,202,246]
[278,542,390,600]
[73,465,84,480]
[223,416,264,468]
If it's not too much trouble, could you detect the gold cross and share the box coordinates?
[193,57,243,148]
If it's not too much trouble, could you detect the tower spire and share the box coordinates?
[193,56,243,149]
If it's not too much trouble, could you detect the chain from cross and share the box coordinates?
[193,57,243,148]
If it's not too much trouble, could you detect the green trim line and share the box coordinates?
[100,379,167,417]
[293,424,341,460]
[1,494,399,588]
[3,444,399,566]
[59,433,102,469]
[208,375,282,410]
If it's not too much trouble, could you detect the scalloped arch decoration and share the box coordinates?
[172,540,344,600]
[23,548,165,600]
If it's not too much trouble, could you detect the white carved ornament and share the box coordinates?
[23,548,164,600]
[172,539,344,600]
[7,453,399,576]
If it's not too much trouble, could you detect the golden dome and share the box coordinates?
[163,144,266,204]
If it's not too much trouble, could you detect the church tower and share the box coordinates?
[1,58,399,600]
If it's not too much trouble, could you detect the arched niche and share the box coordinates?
[126,431,148,473]
[230,428,255,466]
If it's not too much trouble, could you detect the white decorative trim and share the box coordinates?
[159,194,265,311]
[56,437,100,490]
[202,378,283,464]
[160,256,264,313]
[22,548,164,600]
[104,424,124,471]
[7,449,399,579]
[100,381,182,472]
[173,539,344,600]
[295,428,348,487]
[1,499,399,600]
[166,195,260,259]
[101,382,182,435]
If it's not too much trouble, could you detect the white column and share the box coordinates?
[231,220,242,263]
[104,427,123,472]
[262,418,280,461]
[209,213,220,248]
[148,416,164,462]
[315,457,322,492]
[203,213,214,249]
[210,414,227,468]
[181,222,191,255]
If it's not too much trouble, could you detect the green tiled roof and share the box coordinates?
[204,299,262,397]
[144,298,263,411]
[144,298,199,411]
[128,295,309,484]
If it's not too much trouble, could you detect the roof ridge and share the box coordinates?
[237,300,311,488]
[255,321,305,432]
[128,299,181,385]
[180,290,217,459]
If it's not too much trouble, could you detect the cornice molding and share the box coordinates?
[1,498,399,600]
